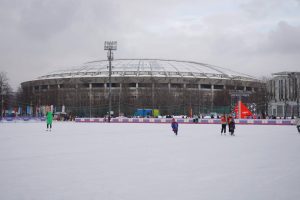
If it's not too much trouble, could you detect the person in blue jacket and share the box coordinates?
[171,118,179,136]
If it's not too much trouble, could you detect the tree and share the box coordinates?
[0,72,12,118]
[248,77,269,118]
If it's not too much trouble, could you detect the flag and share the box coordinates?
[234,101,253,119]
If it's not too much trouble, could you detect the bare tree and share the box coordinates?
[247,77,269,118]
[0,72,12,117]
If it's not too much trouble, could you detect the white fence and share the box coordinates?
[74,118,296,125]
[0,117,295,125]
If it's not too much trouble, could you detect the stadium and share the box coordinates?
[21,59,263,117]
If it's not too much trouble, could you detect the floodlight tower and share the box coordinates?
[104,41,117,122]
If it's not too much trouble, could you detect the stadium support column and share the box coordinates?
[297,76,300,117]
[136,83,138,101]
[211,85,214,113]
[104,41,117,123]
[198,84,201,115]
[89,83,92,118]
[118,83,122,117]
[152,83,155,110]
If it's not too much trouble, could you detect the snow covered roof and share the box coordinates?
[36,59,258,81]
[272,71,300,77]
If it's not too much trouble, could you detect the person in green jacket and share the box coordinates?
[46,111,53,131]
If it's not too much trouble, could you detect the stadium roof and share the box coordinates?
[36,59,258,81]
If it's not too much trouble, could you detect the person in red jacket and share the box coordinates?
[220,114,227,135]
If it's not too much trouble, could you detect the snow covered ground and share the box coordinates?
[0,122,300,200]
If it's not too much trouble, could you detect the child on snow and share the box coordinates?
[228,117,235,136]
[171,118,178,136]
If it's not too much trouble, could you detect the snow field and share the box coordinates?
[0,122,300,200]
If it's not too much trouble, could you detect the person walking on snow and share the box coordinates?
[295,117,300,133]
[46,110,53,131]
[220,114,227,135]
[171,118,179,136]
[227,114,233,133]
[228,116,236,136]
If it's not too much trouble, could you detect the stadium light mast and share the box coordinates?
[104,41,117,122]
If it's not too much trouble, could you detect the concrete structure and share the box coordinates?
[267,72,300,118]
[21,59,262,117]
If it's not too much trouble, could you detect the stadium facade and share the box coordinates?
[21,59,263,117]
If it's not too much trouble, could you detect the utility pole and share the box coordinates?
[104,41,117,122]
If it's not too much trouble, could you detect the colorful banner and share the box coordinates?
[74,118,295,125]
[234,101,253,119]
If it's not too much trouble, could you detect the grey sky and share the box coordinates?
[0,0,300,90]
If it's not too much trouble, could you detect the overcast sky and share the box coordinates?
[0,0,300,90]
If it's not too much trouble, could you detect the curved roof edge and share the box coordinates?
[35,58,260,82]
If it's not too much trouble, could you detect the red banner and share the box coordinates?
[234,101,253,119]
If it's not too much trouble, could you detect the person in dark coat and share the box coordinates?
[171,118,179,136]
[228,117,235,136]
[227,115,232,133]
[295,117,300,133]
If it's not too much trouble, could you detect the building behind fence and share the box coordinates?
[20,59,264,117]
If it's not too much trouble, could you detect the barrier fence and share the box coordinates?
[0,117,295,125]
[75,118,295,125]
[0,117,46,122]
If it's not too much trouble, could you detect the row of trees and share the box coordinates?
[0,72,13,117]
[0,71,32,118]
